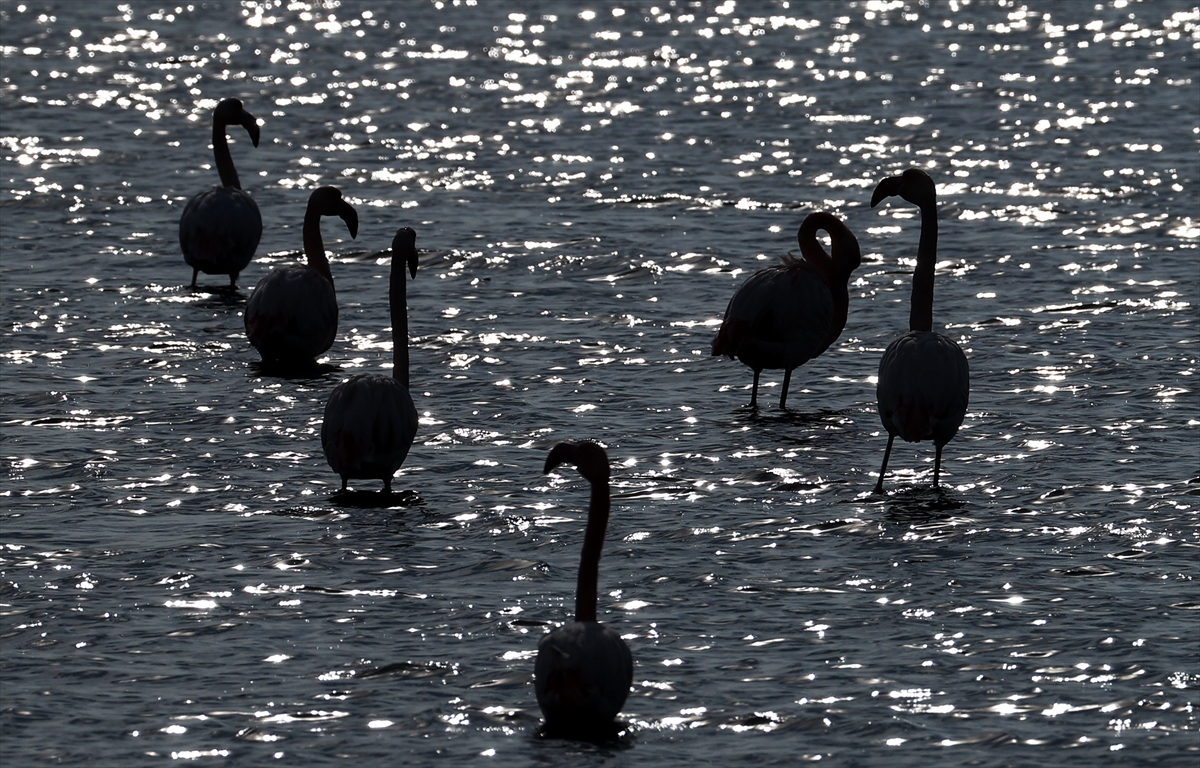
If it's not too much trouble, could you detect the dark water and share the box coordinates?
[2,1,1197,765]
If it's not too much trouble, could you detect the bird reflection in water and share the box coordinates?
[331,488,422,510]
[881,485,967,525]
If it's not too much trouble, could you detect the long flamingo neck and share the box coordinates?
[909,201,938,333]
[303,214,334,286]
[212,121,240,189]
[390,260,409,388]
[574,478,610,623]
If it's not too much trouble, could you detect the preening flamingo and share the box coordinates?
[870,168,970,492]
[244,186,357,366]
[321,228,419,493]
[712,212,862,408]
[179,98,263,289]
[536,441,633,737]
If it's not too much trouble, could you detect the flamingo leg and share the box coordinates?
[749,370,761,408]
[874,434,895,494]
[779,368,792,409]
[933,444,943,487]
[190,268,199,289]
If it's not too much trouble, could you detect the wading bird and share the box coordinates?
[244,186,356,367]
[321,228,419,493]
[179,98,262,289]
[536,441,633,738]
[870,168,970,492]
[712,212,862,408]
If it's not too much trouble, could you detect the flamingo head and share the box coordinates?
[307,186,358,239]
[871,168,935,209]
[544,441,610,485]
[214,98,260,148]
[798,211,861,277]
[392,227,419,279]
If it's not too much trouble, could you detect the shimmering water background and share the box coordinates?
[2,0,1197,764]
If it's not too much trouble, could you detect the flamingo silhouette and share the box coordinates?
[321,228,419,493]
[712,212,862,408]
[536,441,633,737]
[870,168,970,492]
[179,98,262,289]
[243,186,356,367]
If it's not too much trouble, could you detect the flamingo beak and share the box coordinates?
[242,112,261,148]
[339,202,358,239]
[543,442,578,475]
[870,175,902,208]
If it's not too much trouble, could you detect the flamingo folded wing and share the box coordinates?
[180,187,262,278]
[877,331,970,446]
[245,265,338,363]
[535,620,633,727]
[714,265,834,372]
[322,375,417,482]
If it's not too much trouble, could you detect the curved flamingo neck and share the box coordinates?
[390,255,409,388]
[303,213,335,286]
[212,120,240,189]
[797,217,834,282]
[909,199,938,333]
[800,213,859,283]
[574,478,610,623]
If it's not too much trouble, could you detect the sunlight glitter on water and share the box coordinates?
[2,0,1198,765]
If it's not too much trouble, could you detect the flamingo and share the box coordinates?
[536,441,633,737]
[179,98,263,289]
[870,168,970,492]
[243,186,357,366]
[321,228,419,493]
[711,212,862,408]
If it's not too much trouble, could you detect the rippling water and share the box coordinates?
[2,1,1197,765]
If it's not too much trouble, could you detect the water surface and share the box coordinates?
[2,1,1197,765]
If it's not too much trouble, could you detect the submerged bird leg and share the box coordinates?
[191,268,199,289]
[750,370,761,408]
[933,445,943,487]
[780,368,792,409]
[229,272,239,289]
[874,435,895,494]
[340,477,348,492]
[383,477,392,494]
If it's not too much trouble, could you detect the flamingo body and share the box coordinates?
[535,620,633,731]
[179,98,262,288]
[712,212,861,408]
[536,441,632,737]
[180,187,261,285]
[322,374,417,492]
[245,264,338,364]
[713,263,834,374]
[877,331,969,446]
[871,168,971,491]
[244,186,356,367]
[321,228,420,493]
